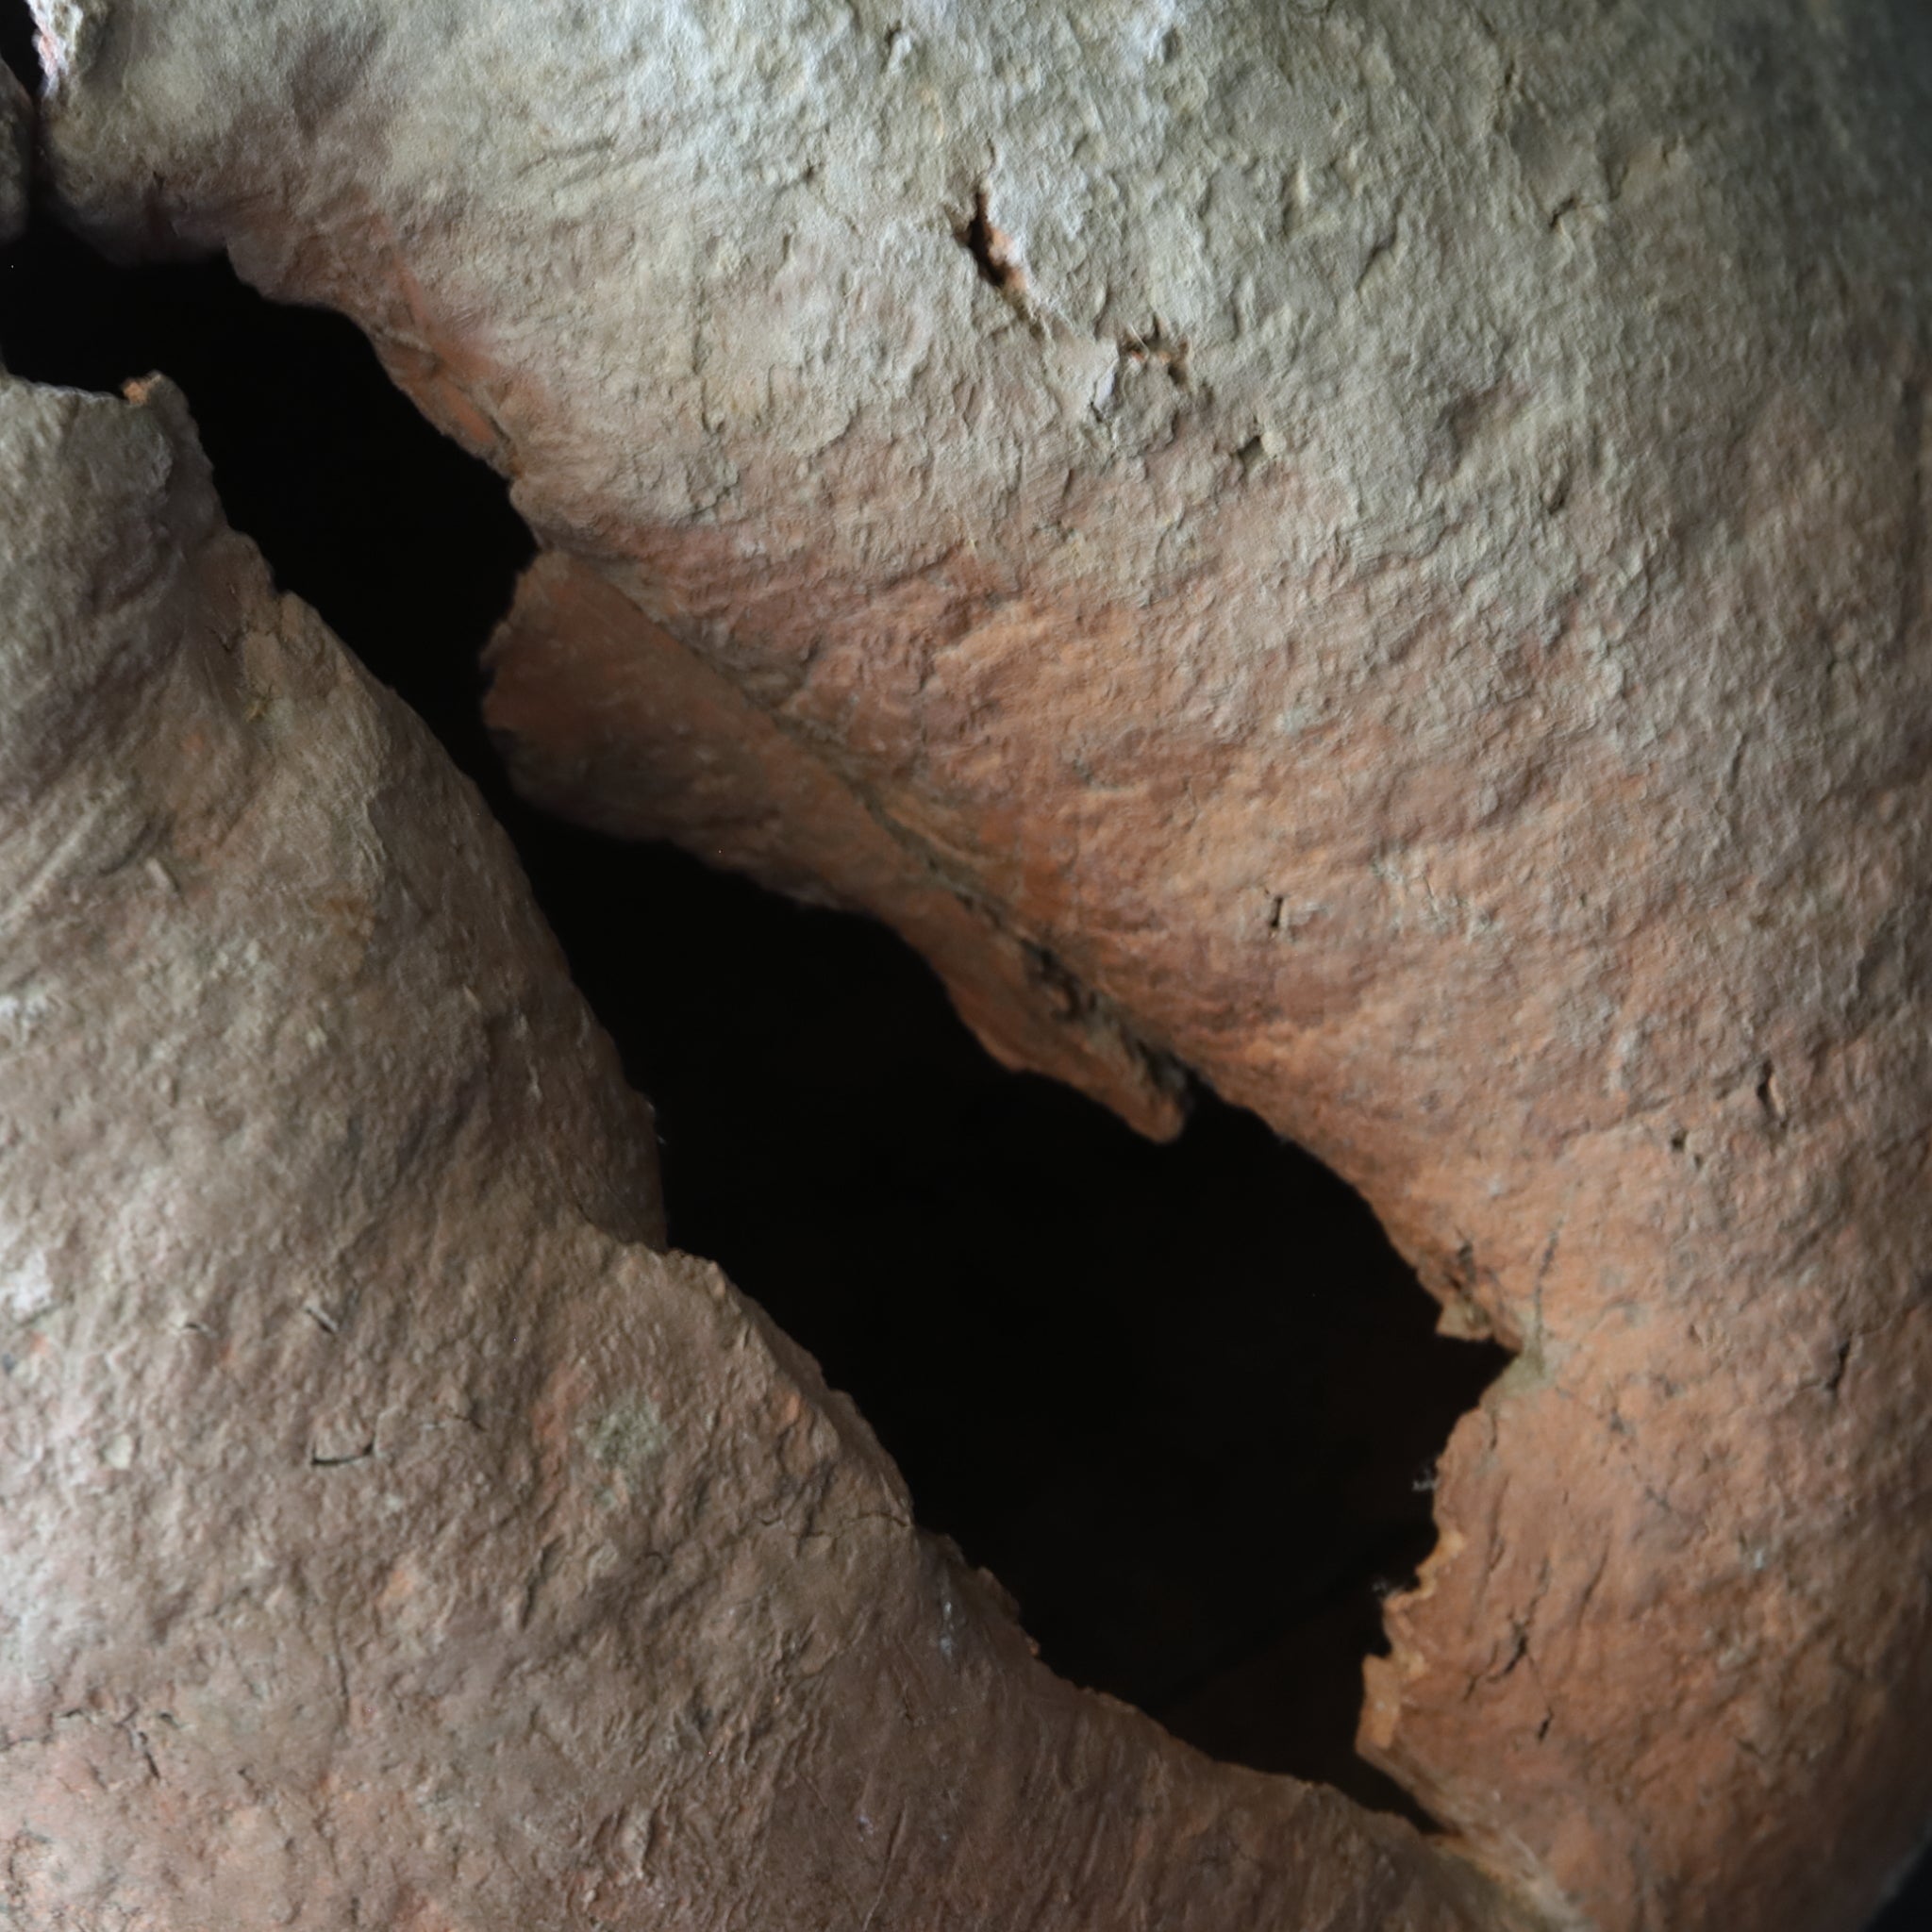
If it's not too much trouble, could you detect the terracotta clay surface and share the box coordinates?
[24,0,1932,1925]
[0,371,1524,1930]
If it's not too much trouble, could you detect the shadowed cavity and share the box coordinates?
[2,149,1502,1823]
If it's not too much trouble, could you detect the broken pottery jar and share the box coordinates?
[0,367,1527,1928]
[19,0,1932,1926]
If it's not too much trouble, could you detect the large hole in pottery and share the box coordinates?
[0,140,1505,1821]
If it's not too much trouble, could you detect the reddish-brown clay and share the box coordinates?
[0,371,1522,1930]
[483,552,1188,1136]
[24,0,1932,1925]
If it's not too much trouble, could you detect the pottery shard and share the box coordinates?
[28,1,1932,1925]
[0,370,1522,1930]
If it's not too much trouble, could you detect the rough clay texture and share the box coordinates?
[24,1,1932,1927]
[0,372,1524,1932]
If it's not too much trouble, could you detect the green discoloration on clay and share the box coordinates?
[584,1394,667,1474]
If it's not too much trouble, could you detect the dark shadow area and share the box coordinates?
[1873,1846,1932,1932]
[1870,1839,1932,1932]
[4,203,1498,1819]
[1,7,36,89]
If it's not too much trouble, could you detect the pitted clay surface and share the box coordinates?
[19,2,1932,1925]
